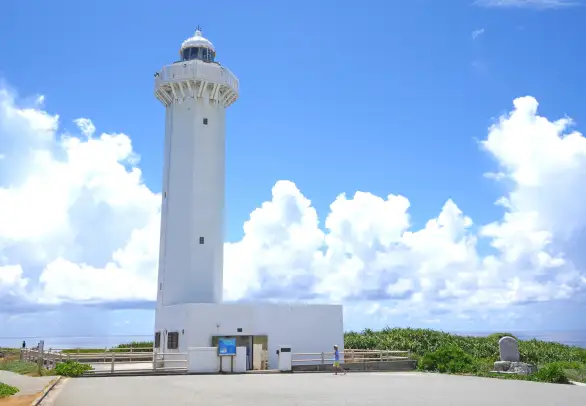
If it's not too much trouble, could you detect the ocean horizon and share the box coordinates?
[1,330,586,350]
[456,331,586,349]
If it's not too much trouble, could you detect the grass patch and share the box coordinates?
[556,361,586,383]
[0,359,54,377]
[0,348,21,357]
[0,360,38,375]
[0,383,19,398]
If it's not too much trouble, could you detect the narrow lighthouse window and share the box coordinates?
[199,236,204,244]
[203,118,208,125]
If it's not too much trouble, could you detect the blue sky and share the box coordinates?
[5,0,582,237]
[1,0,586,344]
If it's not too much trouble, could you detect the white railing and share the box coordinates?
[292,349,410,365]
[156,61,239,93]
[22,347,153,361]
[21,345,273,374]
[83,351,188,374]
[22,347,409,374]
[21,347,188,374]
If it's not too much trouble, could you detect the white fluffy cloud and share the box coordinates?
[1,84,586,324]
[0,87,160,310]
[472,28,485,40]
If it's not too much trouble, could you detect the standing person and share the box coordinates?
[333,345,346,375]
[22,340,26,349]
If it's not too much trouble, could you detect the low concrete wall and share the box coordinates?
[292,360,416,373]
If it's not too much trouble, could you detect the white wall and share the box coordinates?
[234,347,247,373]
[186,346,247,373]
[155,302,344,369]
[187,347,218,373]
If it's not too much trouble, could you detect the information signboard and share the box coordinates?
[218,338,237,356]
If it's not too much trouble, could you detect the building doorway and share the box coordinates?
[211,335,268,370]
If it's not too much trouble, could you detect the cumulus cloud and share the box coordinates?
[1,83,586,326]
[472,28,485,40]
[0,86,160,311]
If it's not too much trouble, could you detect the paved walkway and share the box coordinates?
[0,370,55,396]
[44,372,586,406]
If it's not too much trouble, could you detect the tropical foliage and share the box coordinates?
[0,382,19,398]
[54,361,94,377]
[345,327,586,384]
[345,328,586,364]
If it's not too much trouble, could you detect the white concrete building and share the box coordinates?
[153,28,343,370]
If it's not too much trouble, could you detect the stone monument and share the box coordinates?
[499,336,520,362]
[493,336,537,375]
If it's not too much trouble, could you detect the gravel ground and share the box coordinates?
[0,370,55,396]
[45,372,586,406]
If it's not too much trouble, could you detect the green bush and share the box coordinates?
[0,382,19,398]
[54,361,93,377]
[532,363,569,384]
[418,345,478,374]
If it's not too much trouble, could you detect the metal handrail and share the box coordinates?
[292,349,411,365]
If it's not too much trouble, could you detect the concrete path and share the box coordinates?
[45,372,586,406]
[0,370,55,396]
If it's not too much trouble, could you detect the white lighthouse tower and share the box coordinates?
[154,28,238,307]
[153,29,343,371]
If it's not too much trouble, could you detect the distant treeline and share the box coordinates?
[60,341,153,354]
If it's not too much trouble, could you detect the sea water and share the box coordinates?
[0,335,153,350]
[457,331,586,348]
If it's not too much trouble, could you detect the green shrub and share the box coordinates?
[532,363,569,384]
[547,360,582,370]
[54,361,93,377]
[418,345,478,374]
[0,382,19,398]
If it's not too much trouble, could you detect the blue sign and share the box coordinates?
[218,338,237,356]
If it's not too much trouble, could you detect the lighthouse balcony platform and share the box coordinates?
[154,59,238,107]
